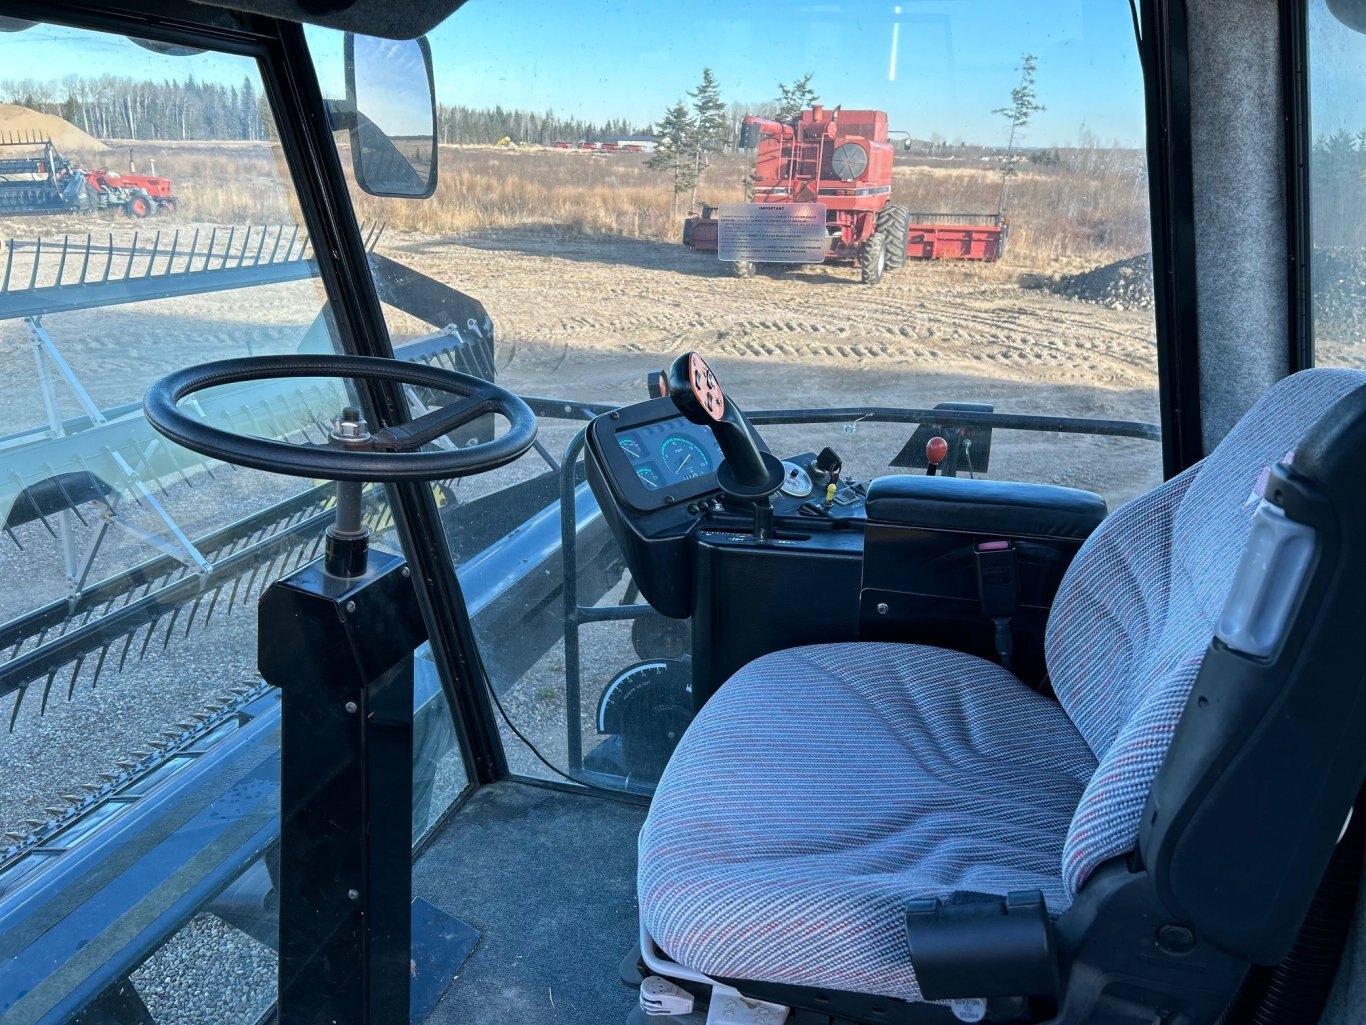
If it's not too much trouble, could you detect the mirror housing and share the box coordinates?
[1326,0,1366,32]
[343,33,438,199]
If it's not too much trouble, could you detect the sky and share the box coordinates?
[2,1,1364,148]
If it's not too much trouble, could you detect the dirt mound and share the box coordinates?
[0,104,104,153]
[1044,253,1154,311]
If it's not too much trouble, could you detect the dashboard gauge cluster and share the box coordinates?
[614,417,723,499]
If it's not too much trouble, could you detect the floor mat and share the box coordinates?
[415,781,647,1025]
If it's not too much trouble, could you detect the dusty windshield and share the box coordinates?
[307,0,1160,786]
[312,0,1159,505]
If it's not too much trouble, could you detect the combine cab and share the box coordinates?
[0,136,176,218]
[684,105,1006,282]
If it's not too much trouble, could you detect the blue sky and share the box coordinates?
[3,2,1363,148]
[4,2,1149,148]
[1308,0,1366,137]
[420,0,1149,146]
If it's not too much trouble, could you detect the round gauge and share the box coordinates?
[660,436,712,479]
[636,466,664,490]
[619,436,645,460]
[831,142,869,181]
[779,461,814,498]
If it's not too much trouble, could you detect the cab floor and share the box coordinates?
[415,780,647,1025]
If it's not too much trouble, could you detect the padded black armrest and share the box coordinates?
[865,475,1107,542]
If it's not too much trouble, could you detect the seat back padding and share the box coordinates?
[1046,368,1366,895]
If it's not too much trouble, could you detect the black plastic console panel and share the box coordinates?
[864,476,1107,541]
[860,476,1107,684]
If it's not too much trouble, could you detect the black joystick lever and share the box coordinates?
[664,352,785,501]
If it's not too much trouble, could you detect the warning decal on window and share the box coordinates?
[717,203,827,264]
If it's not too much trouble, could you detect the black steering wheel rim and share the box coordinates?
[143,354,537,482]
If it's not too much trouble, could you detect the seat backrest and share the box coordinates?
[1045,367,1366,896]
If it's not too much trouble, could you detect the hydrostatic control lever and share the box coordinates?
[664,351,785,500]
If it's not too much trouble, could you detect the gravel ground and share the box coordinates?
[1040,252,1155,311]
[1313,247,1366,345]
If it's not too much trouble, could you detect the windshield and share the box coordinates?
[305,0,1159,788]
[0,4,1172,1024]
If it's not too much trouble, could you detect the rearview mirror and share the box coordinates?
[343,33,438,199]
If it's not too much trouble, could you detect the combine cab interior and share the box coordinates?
[1,2,1365,1024]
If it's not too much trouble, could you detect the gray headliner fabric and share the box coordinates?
[1188,0,1291,451]
[189,0,465,38]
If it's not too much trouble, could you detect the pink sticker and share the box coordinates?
[1247,448,1296,506]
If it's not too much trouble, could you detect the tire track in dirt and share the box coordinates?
[376,229,1160,392]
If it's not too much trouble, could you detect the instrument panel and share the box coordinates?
[608,414,727,511]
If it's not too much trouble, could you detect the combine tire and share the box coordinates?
[732,260,757,279]
[860,233,887,286]
[882,204,910,270]
[126,192,152,218]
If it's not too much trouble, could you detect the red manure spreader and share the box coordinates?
[684,105,1007,284]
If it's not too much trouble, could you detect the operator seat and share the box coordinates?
[638,368,1366,1022]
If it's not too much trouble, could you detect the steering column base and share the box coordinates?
[326,525,371,578]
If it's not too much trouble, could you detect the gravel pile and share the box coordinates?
[1312,247,1366,342]
[1046,253,1155,311]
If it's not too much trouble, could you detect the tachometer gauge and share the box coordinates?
[636,466,664,490]
[779,461,814,498]
[619,436,645,460]
[660,436,712,479]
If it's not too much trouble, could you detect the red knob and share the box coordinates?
[925,436,949,466]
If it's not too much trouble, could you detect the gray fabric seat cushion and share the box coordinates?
[638,642,1097,1002]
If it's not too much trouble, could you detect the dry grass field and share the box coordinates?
[16,139,1151,272]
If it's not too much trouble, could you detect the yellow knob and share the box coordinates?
[825,482,837,504]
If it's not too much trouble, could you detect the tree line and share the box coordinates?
[435,106,641,146]
[1311,129,1366,248]
[2,75,269,143]
[1,75,642,148]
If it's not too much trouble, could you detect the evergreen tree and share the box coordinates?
[240,76,258,141]
[687,67,728,211]
[774,73,818,122]
[648,99,699,217]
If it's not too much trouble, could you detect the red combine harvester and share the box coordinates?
[683,105,1007,283]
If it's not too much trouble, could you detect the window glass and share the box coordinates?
[0,23,461,1025]
[1307,0,1366,367]
[309,0,1158,794]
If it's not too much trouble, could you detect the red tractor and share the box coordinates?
[684,105,1006,283]
[84,166,177,217]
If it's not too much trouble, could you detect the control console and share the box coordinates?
[584,353,867,620]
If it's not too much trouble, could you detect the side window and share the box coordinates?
[0,23,441,1025]
[1307,0,1366,367]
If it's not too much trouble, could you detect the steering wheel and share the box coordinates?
[143,354,536,481]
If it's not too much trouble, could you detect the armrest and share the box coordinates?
[865,475,1107,542]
